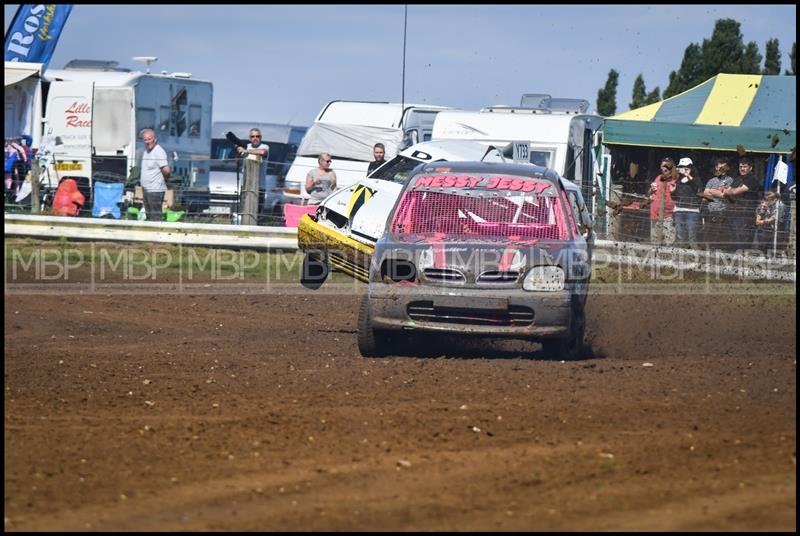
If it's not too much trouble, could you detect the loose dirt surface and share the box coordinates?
[4,280,796,531]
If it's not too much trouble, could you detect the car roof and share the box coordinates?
[559,177,580,193]
[416,160,562,183]
[397,139,501,161]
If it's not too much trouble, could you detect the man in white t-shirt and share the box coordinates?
[236,128,270,184]
[139,129,171,221]
[236,128,270,215]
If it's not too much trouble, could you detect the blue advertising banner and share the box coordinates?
[4,4,73,70]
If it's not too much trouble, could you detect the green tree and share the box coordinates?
[701,19,746,76]
[630,75,661,109]
[787,42,796,75]
[597,69,619,116]
[741,41,763,74]
[664,43,704,98]
[763,38,781,74]
[629,74,647,109]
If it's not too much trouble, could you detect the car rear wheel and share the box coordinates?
[357,294,390,357]
[541,298,585,360]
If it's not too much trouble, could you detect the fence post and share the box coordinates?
[241,157,260,226]
[788,197,796,257]
[30,159,41,214]
[657,180,666,245]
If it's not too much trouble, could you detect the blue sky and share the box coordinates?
[5,4,797,127]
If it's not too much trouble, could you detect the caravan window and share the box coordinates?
[172,88,187,137]
[136,107,156,131]
[188,104,201,138]
[159,106,170,133]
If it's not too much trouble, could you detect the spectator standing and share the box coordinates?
[723,158,761,250]
[700,157,734,249]
[648,157,677,245]
[367,143,386,175]
[139,128,171,221]
[672,157,705,249]
[237,128,270,161]
[236,128,270,212]
[752,191,782,254]
[619,159,649,196]
[4,138,29,201]
[304,152,337,205]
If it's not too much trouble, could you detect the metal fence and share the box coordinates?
[595,187,796,257]
[4,157,293,227]
[4,155,797,258]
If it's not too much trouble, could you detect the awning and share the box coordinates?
[603,74,796,154]
[4,61,43,86]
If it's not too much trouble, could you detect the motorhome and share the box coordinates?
[431,94,603,205]
[40,59,213,204]
[197,121,307,219]
[281,100,450,206]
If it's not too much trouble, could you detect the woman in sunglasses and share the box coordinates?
[305,152,338,205]
[648,157,678,245]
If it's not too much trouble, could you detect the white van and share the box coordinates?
[281,100,450,206]
[431,94,603,203]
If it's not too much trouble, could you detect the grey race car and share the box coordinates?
[357,161,593,359]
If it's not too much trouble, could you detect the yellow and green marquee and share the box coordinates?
[603,74,796,154]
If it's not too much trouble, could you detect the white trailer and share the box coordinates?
[431,94,604,205]
[41,59,213,203]
[281,100,451,205]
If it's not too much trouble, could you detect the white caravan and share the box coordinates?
[282,100,450,205]
[41,59,213,203]
[432,94,603,203]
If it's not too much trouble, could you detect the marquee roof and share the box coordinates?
[603,74,796,154]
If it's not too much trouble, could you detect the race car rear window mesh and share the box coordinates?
[390,190,566,241]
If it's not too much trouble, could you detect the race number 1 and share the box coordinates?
[512,141,529,164]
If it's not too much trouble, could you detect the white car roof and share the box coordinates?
[398,139,504,162]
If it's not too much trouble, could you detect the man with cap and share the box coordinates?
[672,157,704,248]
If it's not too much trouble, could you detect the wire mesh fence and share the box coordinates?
[596,188,795,256]
[4,157,293,227]
[4,153,796,257]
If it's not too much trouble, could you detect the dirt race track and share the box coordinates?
[4,280,797,531]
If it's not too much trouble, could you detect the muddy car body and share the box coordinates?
[358,161,592,359]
